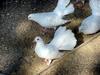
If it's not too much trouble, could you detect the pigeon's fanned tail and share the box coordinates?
[56,0,70,8]
[54,0,74,16]
[63,3,74,16]
[50,26,77,50]
[58,30,77,50]
[89,0,100,16]
[54,26,66,36]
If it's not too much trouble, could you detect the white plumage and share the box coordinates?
[28,0,74,28]
[79,0,100,34]
[34,26,77,65]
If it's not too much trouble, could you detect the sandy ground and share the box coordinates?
[0,0,100,75]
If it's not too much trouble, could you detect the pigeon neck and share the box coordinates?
[32,14,40,23]
[36,40,45,47]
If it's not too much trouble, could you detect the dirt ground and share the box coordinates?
[0,0,100,75]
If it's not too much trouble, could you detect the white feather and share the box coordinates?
[89,0,100,16]
[79,0,100,34]
[49,26,77,50]
[34,26,77,60]
[28,0,74,28]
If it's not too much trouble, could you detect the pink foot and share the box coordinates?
[44,59,52,65]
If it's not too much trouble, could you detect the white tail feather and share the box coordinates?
[55,0,70,10]
[54,26,66,36]
[63,3,74,16]
[54,0,74,16]
[49,26,77,50]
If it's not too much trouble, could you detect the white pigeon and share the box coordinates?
[79,0,100,34]
[28,0,74,28]
[33,26,77,65]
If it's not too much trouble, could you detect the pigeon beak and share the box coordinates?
[34,39,37,44]
[31,40,36,48]
[28,16,31,19]
[33,39,36,43]
[28,14,31,20]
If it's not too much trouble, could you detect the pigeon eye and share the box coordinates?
[37,38,39,40]
[29,16,31,18]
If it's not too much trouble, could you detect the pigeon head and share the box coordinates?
[28,13,40,20]
[34,36,43,43]
[28,14,34,20]
[28,13,40,23]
